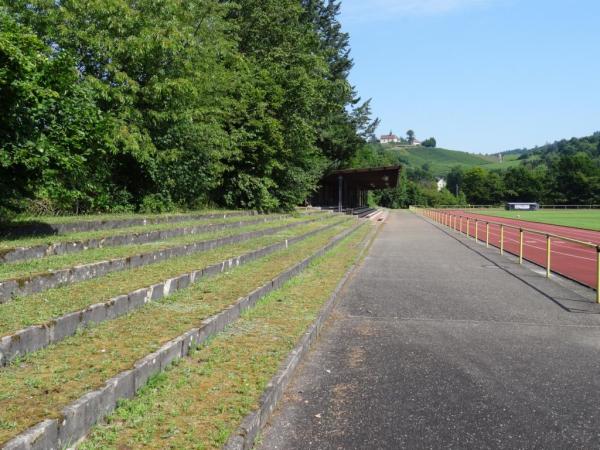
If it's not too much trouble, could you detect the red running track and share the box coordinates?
[434,210,600,290]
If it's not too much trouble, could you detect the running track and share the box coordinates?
[433,210,600,290]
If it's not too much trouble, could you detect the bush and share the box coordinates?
[140,194,176,214]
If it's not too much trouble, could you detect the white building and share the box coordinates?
[380,131,399,144]
[436,178,447,192]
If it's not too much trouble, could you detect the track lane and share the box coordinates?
[441,210,599,289]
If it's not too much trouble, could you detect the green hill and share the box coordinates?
[384,145,519,176]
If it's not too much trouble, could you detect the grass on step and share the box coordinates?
[0,218,348,336]
[0,217,311,281]
[81,223,371,449]
[0,221,358,444]
[0,214,290,251]
[1,210,233,226]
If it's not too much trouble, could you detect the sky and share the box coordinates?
[339,0,600,154]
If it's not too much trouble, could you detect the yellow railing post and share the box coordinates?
[459,217,463,234]
[475,220,479,242]
[596,246,600,304]
[466,218,470,238]
[486,223,490,248]
[500,224,504,255]
[546,235,551,278]
[519,229,524,264]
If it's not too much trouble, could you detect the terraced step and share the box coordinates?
[83,224,372,450]
[0,218,344,339]
[0,215,327,303]
[0,214,296,264]
[0,220,361,448]
[0,218,347,366]
[0,210,253,238]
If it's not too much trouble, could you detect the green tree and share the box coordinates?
[446,166,464,197]
[0,9,120,215]
[461,167,505,205]
[421,137,437,147]
[406,129,416,144]
[503,166,545,202]
[549,153,600,204]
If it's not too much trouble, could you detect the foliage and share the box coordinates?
[421,137,437,148]
[355,134,600,207]
[349,143,464,208]
[0,1,374,216]
[0,10,122,216]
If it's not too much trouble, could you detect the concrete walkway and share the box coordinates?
[259,211,600,450]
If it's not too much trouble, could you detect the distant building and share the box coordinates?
[412,139,422,146]
[380,131,399,144]
[436,178,447,192]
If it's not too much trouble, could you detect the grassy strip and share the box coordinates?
[81,223,371,449]
[0,217,347,336]
[465,209,600,231]
[0,214,284,251]
[2,210,232,226]
[0,221,356,443]
[0,216,311,281]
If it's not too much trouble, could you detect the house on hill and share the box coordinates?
[380,131,399,144]
[436,177,447,191]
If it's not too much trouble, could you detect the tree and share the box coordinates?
[1,1,376,214]
[503,166,545,202]
[548,153,600,204]
[461,167,505,205]
[421,137,437,148]
[446,166,464,197]
[406,129,415,144]
[0,9,120,215]
[302,0,379,167]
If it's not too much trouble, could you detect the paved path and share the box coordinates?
[259,211,600,450]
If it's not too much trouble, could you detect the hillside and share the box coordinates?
[385,132,600,178]
[383,144,519,176]
[493,132,600,161]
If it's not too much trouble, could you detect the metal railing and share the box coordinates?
[410,207,600,303]
[540,205,600,210]
[414,204,600,210]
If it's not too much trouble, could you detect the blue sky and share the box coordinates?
[340,0,600,154]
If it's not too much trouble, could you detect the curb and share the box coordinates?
[223,222,379,450]
[0,215,330,304]
[0,218,346,366]
[1,221,364,450]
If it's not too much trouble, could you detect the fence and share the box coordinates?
[415,205,600,210]
[410,207,600,303]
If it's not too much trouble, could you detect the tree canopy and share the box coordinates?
[0,1,377,217]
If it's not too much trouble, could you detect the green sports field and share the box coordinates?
[465,209,600,231]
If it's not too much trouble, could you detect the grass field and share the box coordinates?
[465,209,600,231]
